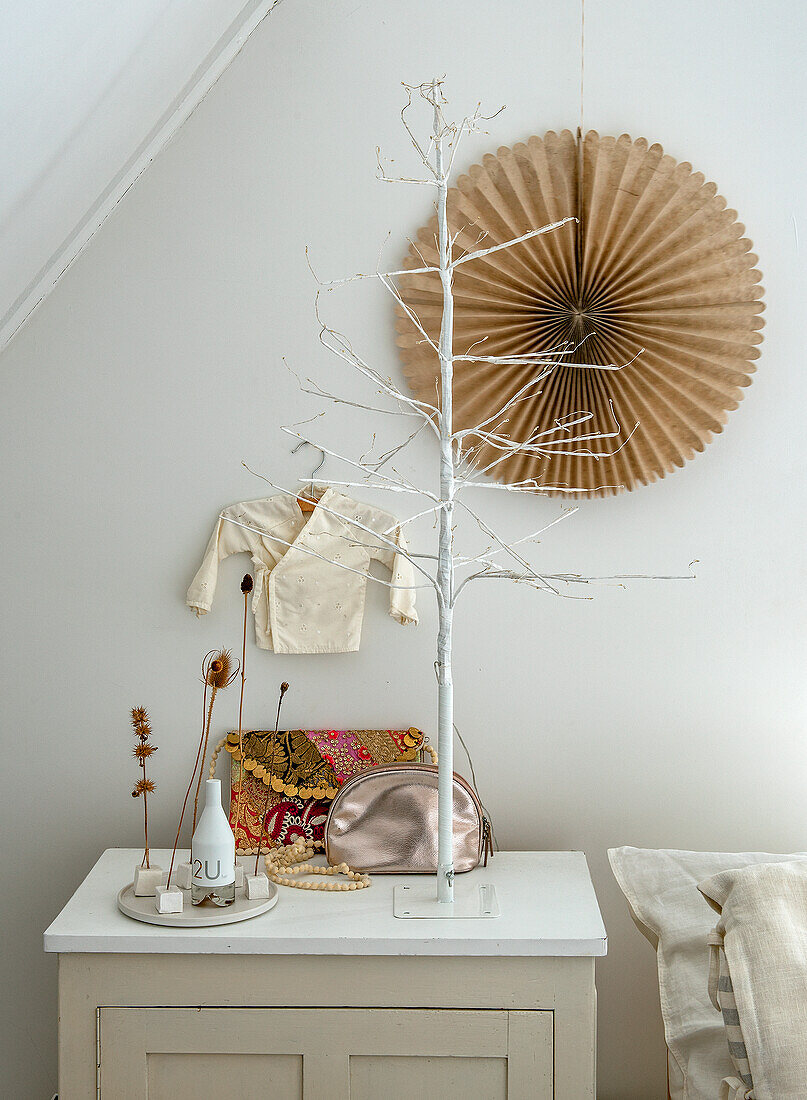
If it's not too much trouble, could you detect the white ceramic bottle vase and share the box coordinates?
[191,779,236,906]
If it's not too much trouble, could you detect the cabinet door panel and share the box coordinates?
[99,1007,552,1100]
[147,1052,302,1098]
[349,1054,508,1099]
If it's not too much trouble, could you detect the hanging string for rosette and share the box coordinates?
[575,0,586,305]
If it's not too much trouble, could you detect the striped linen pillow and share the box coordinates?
[706,938,754,1098]
[699,860,807,1100]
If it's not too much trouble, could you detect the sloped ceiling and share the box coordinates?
[0,0,282,353]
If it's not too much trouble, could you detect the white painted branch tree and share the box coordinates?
[230,80,690,905]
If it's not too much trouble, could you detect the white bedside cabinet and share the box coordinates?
[45,849,606,1099]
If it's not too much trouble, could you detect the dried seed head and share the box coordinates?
[273,681,291,736]
[133,743,156,761]
[131,706,152,743]
[205,648,237,689]
[241,573,253,594]
[133,778,155,796]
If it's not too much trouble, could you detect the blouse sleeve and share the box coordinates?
[373,521,419,626]
[186,507,249,617]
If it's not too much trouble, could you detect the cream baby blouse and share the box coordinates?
[186,491,419,653]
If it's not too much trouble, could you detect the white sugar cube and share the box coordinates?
[133,865,165,897]
[155,885,184,914]
[245,873,271,899]
[174,861,192,890]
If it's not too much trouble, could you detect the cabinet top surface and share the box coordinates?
[44,849,607,957]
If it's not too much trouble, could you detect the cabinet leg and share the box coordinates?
[553,959,597,1098]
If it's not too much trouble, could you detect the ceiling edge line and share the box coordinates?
[0,0,286,358]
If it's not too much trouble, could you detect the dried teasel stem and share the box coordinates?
[167,649,239,886]
[130,708,157,869]
[192,649,238,837]
[142,783,149,868]
[255,681,289,875]
[194,685,219,832]
[232,574,253,853]
[168,658,212,886]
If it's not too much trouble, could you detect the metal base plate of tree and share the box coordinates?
[229,80,693,912]
[396,129,764,495]
[393,881,499,919]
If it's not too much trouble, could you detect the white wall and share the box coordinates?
[2,2,805,1095]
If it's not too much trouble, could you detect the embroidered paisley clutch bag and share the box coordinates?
[224,727,424,851]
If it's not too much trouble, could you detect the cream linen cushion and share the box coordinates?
[608,848,806,1100]
[698,860,807,1100]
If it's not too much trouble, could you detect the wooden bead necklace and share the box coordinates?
[264,838,370,891]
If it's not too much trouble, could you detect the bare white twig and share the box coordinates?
[451,216,576,268]
[284,359,422,419]
[378,272,440,355]
[454,563,697,602]
[239,465,441,595]
[310,478,421,496]
[452,497,555,599]
[277,428,435,500]
[316,262,439,287]
[454,507,578,567]
[219,513,433,592]
[314,295,441,433]
[376,144,437,187]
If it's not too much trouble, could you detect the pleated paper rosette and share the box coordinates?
[396,130,764,495]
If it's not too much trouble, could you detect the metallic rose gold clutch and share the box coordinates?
[324,763,491,874]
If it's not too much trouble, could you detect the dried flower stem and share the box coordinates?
[130,708,157,870]
[168,674,209,886]
[141,781,149,868]
[191,648,238,836]
[167,649,238,887]
[255,682,289,875]
[193,686,218,832]
[233,576,252,852]
[140,734,149,868]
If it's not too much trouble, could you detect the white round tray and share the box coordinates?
[117,882,278,927]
